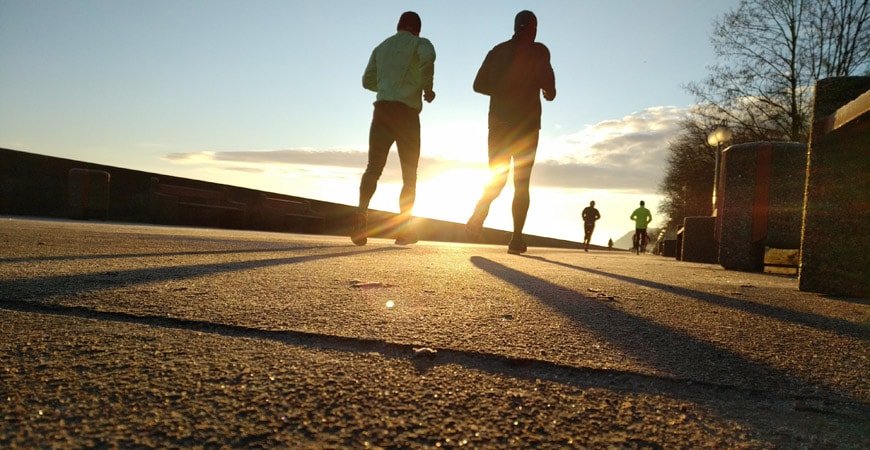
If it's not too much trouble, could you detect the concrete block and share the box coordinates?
[662,239,677,257]
[68,168,110,220]
[800,77,870,297]
[675,229,684,260]
[717,142,806,271]
[681,216,717,264]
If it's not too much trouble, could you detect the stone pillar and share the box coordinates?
[799,77,870,297]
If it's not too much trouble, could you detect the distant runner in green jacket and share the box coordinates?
[630,200,652,250]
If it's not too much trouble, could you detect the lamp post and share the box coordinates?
[707,125,732,215]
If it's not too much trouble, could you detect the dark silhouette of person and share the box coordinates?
[581,200,600,251]
[630,200,653,251]
[465,10,556,255]
[352,11,436,246]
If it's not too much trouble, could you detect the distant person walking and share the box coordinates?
[630,200,653,252]
[352,11,436,246]
[581,200,600,251]
[465,10,556,255]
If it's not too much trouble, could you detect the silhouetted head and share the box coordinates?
[590,201,595,207]
[397,11,421,36]
[640,200,645,206]
[514,10,537,41]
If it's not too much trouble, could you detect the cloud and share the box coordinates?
[162,106,686,195]
[535,106,685,192]
[164,148,367,168]
[220,166,265,174]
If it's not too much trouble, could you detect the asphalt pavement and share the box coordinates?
[1,217,868,448]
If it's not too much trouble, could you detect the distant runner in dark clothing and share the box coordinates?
[581,200,600,251]
[466,10,556,255]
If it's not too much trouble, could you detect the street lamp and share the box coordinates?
[707,125,732,214]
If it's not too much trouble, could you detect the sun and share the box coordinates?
[414,166,487,223]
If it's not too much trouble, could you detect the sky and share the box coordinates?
[0,0,741,245]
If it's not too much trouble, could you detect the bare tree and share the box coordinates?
[658,117,715,228]
[805,0,870,78]
[660,0,869,229]
[685,0,870,143]
[686,0,809,141]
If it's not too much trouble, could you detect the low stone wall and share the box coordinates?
[0,148,580,249]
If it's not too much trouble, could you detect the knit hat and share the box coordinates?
[397,11,421,34]
[514,10,537,33]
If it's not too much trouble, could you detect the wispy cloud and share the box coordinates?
[163,106,685,195]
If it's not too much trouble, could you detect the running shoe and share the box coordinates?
[466,212,484,241]
[350,212,367,246]
[507,237,527,255]
[394,227,419,245]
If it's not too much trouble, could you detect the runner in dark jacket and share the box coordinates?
[466,10,556,255]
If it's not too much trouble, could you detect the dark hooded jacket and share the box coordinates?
[473,35,556,131]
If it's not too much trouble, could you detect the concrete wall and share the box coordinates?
[0,148,581,249]
[799,77,870,297]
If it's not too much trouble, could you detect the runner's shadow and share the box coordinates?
[0,246,405,303]
[523,255,868,341]
[0,244,340,264]
[469,256,852,398]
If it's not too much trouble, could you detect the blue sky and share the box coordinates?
[0,0,740,244]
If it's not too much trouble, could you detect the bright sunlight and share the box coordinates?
[414,166,488,223]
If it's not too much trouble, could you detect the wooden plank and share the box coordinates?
[818,88,870,135]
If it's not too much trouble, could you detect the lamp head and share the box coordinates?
[707,126,733,147]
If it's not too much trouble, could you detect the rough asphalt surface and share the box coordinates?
[1,218,868,449]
